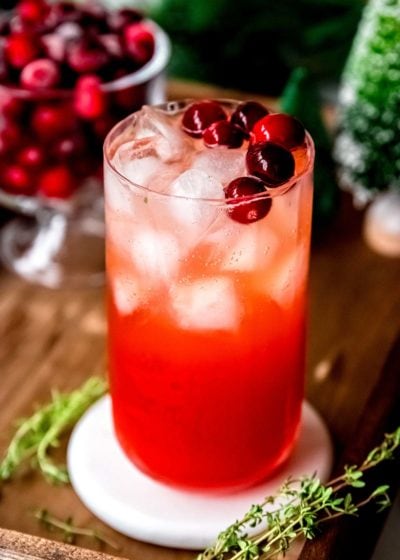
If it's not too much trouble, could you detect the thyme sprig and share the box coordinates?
[34,509,119,550]
[0,377,107,484]
[198,427,400,560]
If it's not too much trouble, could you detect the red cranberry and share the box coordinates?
[74,75,106,120]
[246,142,295,186]
[78,4,108,31]
[56,22,82,41]
[0,121,20,154]
[108,8,143,32]
[4,32,41,69]
[21,58,60,90]
[0,91,22,119]
[18,0,50,24]
[41,33,67,63]
[252,113,306,150]
[52,134,85,160]
[38,165,75,198]
[32,104,75,139]
[47,2,80,26]
[17,145,45,168]
[1,164,34,195]
[231,101,269,134]
[0,96,24,119]
[99,34,123,58]
[123,22,155,66]
[67,40,110,74]
[182,101,227,138]
[224,176,271,224]
[203,120,244,148]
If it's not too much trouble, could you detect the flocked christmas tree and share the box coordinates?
[335,0,400,205]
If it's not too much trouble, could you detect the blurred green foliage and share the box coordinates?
[151,0,364,95]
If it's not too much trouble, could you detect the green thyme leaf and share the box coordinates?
[0,377,107,484]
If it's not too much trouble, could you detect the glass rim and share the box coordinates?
[0,20,170,100]
[103,99,315,206]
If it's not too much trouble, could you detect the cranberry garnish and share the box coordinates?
[224,176,271,224]
[182,101,227,138]
[74,75,106,120]
[123,22,155,66]
[252,113,306,150]
[18,0,50,24]
[67,40,110,74]
[21,58,60,90]
[231,101,269,134]
[38,165,74,198]
[246,142,295,186]
[203,120,244,149]
[4,32,41,69]
[17,145,45,168]
[32,104,75,139]
[1,164,34,195]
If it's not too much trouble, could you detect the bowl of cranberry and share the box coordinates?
[0,0,170,288]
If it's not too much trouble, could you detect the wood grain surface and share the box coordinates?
[0,83,399,559]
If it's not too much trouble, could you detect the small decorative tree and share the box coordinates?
[335,0,400,203]
[334,0,400,255]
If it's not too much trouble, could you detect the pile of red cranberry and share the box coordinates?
[0,0,156,199]
[181,100,308,224]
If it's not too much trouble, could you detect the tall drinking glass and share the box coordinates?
[104,100,314,491]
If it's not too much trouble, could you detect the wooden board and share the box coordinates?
[0,82,400,559]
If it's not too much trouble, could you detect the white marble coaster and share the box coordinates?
[67,396,333,550]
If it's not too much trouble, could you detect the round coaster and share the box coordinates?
[68,396,332,550]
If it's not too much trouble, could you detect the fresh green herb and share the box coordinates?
[34,508,119,550]
[0,377,107,485]
[198,427,400,560]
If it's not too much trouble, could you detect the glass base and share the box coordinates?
[0,211,105,288]
[67,395,333,550]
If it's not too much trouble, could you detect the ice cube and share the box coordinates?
[222,225,279,272]
[264,248,308,308]
[193,149,246,185]
[112,276,144,315]
[170,276,242,331]
[104,163,134,216]
[169,168,222,236]
[131,230,182,282]
[122,155,163,188]
[135,106,190,163]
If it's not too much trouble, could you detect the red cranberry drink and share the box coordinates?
[104,100,314,491]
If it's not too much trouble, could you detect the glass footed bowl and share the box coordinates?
[0,21,170,288]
